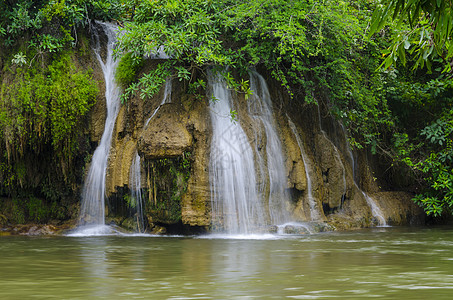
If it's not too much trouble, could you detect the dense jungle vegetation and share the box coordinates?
[0,0,452,222]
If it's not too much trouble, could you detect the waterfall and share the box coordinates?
[128,78,173,232]
[248,71,291,225]
[317,104,387,225]
[208,70,266,234]
[129,153,145,232]
[361,191,387,226]
[145,78,172,126]
[287,116,322,221]
[78,22,121,226]
[339,125,387,226]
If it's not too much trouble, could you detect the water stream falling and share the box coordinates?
[248,71,291,225]
[78,22,121,228]
[287,116,321,221]
[145,78,172,126]
[339,125,387,226]
[208,70,266,234]
[127,78,173,232]
[129,153,145,232]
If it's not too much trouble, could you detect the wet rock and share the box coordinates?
[15,224,57,236]
[151,225,167,235]
[267,225,278,233]
[315,133,348,209]
[138,104,193,159]
[369,191,425,225]
[309,222,335,233]
[282,225,311,235]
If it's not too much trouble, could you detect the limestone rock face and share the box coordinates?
[370,191,425,225]
[81,36,107,145]
[280,121,307,192]
[96,68,426,232]
[138,104,193,159]
[87,84,107,143]
[179,96,212,227]
[315,133,347,209]
[103,80,212,228]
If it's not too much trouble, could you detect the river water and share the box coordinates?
[1,227,453,299]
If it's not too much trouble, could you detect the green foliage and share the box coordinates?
[115,0,255,102]
[0,0,124,52]
[121,62,171,102]
[124,194,137,209]
[147,152,192,223]
[369,0,453,73]
[2,2,43,38]
[26,197,47,223]
[11,198,25,224]
[7,196,67,224]
[368,0,453,214]
[421,119,453,147]
[187,78,206,99]
[115,52,143,88]
[391,101,453,216]
[1,54,98,159]
[116,0,393,153]
[11,52,27,66]
[0,52,98,204]
[412,111,453,216]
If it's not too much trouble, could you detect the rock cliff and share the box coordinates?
[99,64,424,233]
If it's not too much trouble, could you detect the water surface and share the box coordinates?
[1,227,453,299]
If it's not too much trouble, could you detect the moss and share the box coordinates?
[0,39,99,223]
[145,152,192,224]
[115,52,144,89]
[1,51,98,159]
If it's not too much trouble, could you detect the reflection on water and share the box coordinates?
[1,227,453,299]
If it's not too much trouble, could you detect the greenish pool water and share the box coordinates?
[1,227,453,299]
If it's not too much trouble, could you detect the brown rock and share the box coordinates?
[138,104,193,159]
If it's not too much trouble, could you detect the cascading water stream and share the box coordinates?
[361,191,387,226]
[78,22,121,229]
[287,116,322,221]
[208,70,266,234]
[145,78,172,126]
[339,125,387,226]
[128,78,173,232]
[129,153,145,232]
[317,104,386,225]
[248,71,291,225]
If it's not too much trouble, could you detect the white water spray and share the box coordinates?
[248,71,291,225]
[208,70,266,234]
[129,153,145,232]
[78,22,121,226]
[361,190,387,226]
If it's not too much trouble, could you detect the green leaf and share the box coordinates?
[403,39,411,50]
